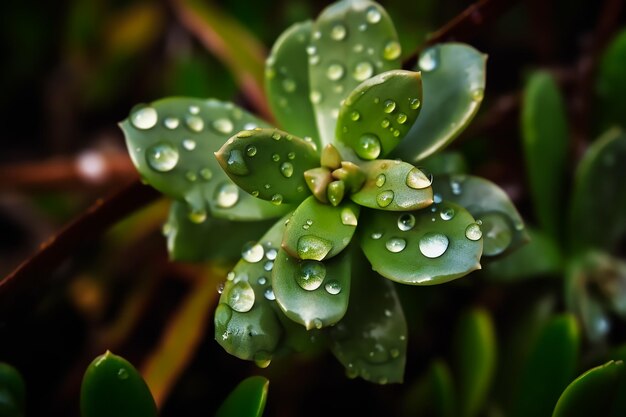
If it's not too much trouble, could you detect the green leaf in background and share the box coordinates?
[329,260,407,384]
[522,71,569,240]
[568,128,626,253]
[454,308,497,417]
[360,201,482,285]
[402,359,456,417]
[552,360,626,417]
[419,151,468,176]
[309,0,401,147]
[596,28,626,130]
[121,97,291,221]
[0,363,25,417]
[336,70,422,159]
[215,128,319,205]
[392,43,487,162]
[80,351,157,417]
[215,376,269,417]
[512,314,579,417]
[433,175,527,257]
[265,21,320,145]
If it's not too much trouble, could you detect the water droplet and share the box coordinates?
[383,100,396,113]
[341,207,358,226]
[397,113,407,124]
[164,117,180,129]
[297,235,333,260]
[188,209,207,224]
[242,242,264,263]
[331,24,347,41]
[215,182,239,208]
[471,88,484,101]
[383,41,401,60]
[257,276,267,285]
[375,174,386,187]
[479,212,512,256]
[397,214,416,231]
[350,110,361,121]
[212,118,233,134]
[297,260,326,291]
[359,23,368,32]
[371,232,383,240]
[419,232,449,258]
[216,282,225,294]
[353,61,374,81]
[309,55,320,65]
[246,145,257,157]
[264,261,274,271]
[433,193,442,204]
[282,78,296,92]
[131,106,158,130]
[272,153,280,162]
[327,63,345,81]
[227,281,255,313]
[356,133,381,160]
[409,98,421,109]
[189,105,200,114]
[465,223,482,241]
[390,348,400,358]
[419,47,439,71]
[313,319,323,329]
[226,149,249,175]
[185,171,197,182]
[146,143,179,172]
[354,44,364,53]
[440,207,455,221]
[366,6,382,23]
[263,287,276,301]
[182,139,196,151]
[406,167,432,189]
[306,45,316,55]
[313,30,321,39]
[376,190,394,207]
[280,162,294,178]
[368,343,390,363]
[243,122,257,130]
[200,168,212,181]
[381,118,390,128]
[288,152,296,160]
[386,238,406,253]
[271,194,283,205]
[450,178,462,195]
[117,368,129,380]
[186,115,204,132]
[266,248,277,260]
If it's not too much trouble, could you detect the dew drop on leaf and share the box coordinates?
[182,138,196,151]
[212,118,234,134]
[385,237,406,253]
[297,260,326,291]
[465,223,483,241]
[186,115,204,132]
[146,142,179,172]
[397,214,415,231]
[131,106,158,130]
[376,174,386,187]
[297,235,333,260]
[440,207,455,221]
[376,190,394,207]
[331,24,347,41]
[325,280,342,295]
[353,61,374,81]
[280,162,294,178]
[357,133,382,159]
[242,241,265,263]
[227,281,255,313]
[383,100,396,113]
[246,145,257,157]
[383,41,401,60]
[327,63,345,81]
[227,149,250,175]
[419,232,449,258]
[366,6,382,23]
[419,47,439,72]
[164,117,179,129]
[215,182,240,208]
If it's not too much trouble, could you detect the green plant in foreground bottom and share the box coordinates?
[121,0,526,384]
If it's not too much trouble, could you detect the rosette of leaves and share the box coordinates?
[120,0,525,383]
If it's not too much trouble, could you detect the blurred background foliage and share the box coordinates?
[1,0,626,416]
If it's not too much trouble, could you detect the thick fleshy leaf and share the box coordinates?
[568,128,626,254]
[454,309,496,417]
[282,196,360,260]
[272,248,351,330]
[420,151,468,176]
[512,314,579,417]
[309,0,401,147]
[215,128,318,205]
[350,160,433,211]
[336,70,422,159]
[80,351,157,417]
[0,363,25,417]
[360,201,482,285]
[522,71,568,240]
[433,175,527,256]
[215,376,269,417]
[393,43,487,162]
[121,97,289,220]
[265,21,319,145]
[403,359,456,417]
[164,200,273,262]
[552,360,626,417]
[596,29,626,129]
[329,260,407,384]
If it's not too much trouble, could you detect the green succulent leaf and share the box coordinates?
[0,363,25,417]
[309,0,401,147]
[393,43,487,162]
[454,309,497,417]
[360,201,482,285]
[164,200,274,262]
[336,70,422,159]
[329,260,407,384]
[121,97,289,220]
[282,196,360,260]
[420,151,468,176]
[272,248,351,330]
[512,314,579,417]
[215,128,319,205]
[568,128,626,254]
[350,160,433,211]
[522,71,569,240]
[433,175,527,257]
[80,351,157,417]
[403,359,456,417]
[552,360,626,417]
[596,29,626,130]
[265,21,319,144]
[215,215,289,362]
[215,376,269,417]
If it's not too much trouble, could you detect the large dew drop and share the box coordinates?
[385,237,406,253]
[241,241,265,263]
[212,118,234,134]
[297,235,333,260]
[227,149,249,175]
[297,260,327,291]
[419,47,439,72]
[227,281,255,313]
[356,133,382,160]
[131,106,158,130]
[215,182,240,208]
[397,214,416,231]
[419,232,449,258]
[280,162,294,178]
[465,223,483,241]
[365,6,382,23]
[406,167,432,189]
[146,143,179,172]
[383,100,396,113]
[376,190,394,207]
[341,207,358,226]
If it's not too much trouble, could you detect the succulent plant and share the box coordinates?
[120,0,525,384]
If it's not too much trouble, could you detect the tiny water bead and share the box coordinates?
[385,237,406,253]
[330,24,347,41]
[357,133,382,159]
[288,152,296,160]
[440,207,455,221]
[375,174,386,187]
[280,162,294,178]
[297,260,327,291]
[366,6,382,23]
[186,115,204,132]
[383,100,396,113]
[397,214,416,231]
[212,118,234,134]
[282,78,296,93]
[215,182,240,208]
[188,105,200,114]
[164,117,180,129]
[297,235,333,260]
[257,276,267,285]
[381,118,390,128]
[272,153,280,162]
[371,232,383,240]
[227,149,249,175]
[146,142,179,172]
[419,47,439,72]
[131,106,158,130]
[419,232,449,258]
[327,63,345,81]
[376,190,394,207]
[465,223,483,241]
[117,368,129,380]
[383,41,401,60]
[409,98,421,109]
[271,194,284,205]
[200,168,213,181]
[227,281,255,313]
[242,241,265,263]
[310,90,322,104]
[182,138,196,151]
[353,61,374,81]
[350,110,361,121]
[246,145,257,157]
